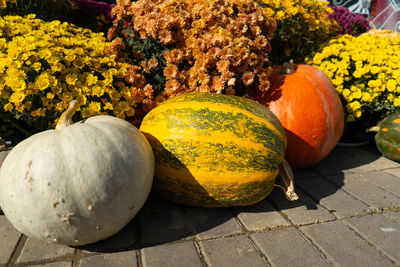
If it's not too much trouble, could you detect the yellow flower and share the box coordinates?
[88,101,101,113]
[46,92,55,99]
[394,97,400,107]
[85,73,98,86]
[387,79,396,92]
[361,92,371,102]
[32,62,41,72]
[30,108,46,117]
[104,102,113,110]
[76,94,87,105]
[35,73,50,90]
[65,73,79,85]
[4,102,13,111]
[91,85,104,97]
[342,89,351,97]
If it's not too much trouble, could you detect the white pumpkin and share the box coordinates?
[0,101,154,246]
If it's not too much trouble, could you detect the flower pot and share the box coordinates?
[338,121,370,147]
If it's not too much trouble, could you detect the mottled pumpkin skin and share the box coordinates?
[374,113,400,162]
[140,92,286,207]
[257,64,344,169]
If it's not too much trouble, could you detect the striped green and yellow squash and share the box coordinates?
[139,92,287,207]
[370,113,400,162]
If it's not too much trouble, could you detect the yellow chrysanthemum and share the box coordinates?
[3,102,13,111]
[307,33,400,122]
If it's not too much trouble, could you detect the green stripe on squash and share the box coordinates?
[140,92,287,207]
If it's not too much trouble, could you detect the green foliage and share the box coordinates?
[121,24,172,96]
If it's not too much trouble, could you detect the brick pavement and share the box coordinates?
[1,142,400,267]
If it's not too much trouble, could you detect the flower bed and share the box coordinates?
[306,32,400,124]
[0,14,143,143]
[107,0,276,123]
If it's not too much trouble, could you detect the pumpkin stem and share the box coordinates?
[278,158,299,201]
[56,100,79,130]
[281,59,296,75]
[366,126,379,133]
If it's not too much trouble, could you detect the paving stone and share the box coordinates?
[183,206,242,240]
[312,159,343,176]
[42,261,73,267]
[199,235,266,267]
[327,173,400,209]
[297,178,370,218]
[234,198,289,231]
[0,216,21,265]
[252,228,329,267]
[301,221,393,266]
[139,194,193,245]
[141,241,202,267]
[79,251,137,266]
[293,168,320,179]
[384,168,400,178]
[268,188,335,225]
[312,147,377,175]
[346,214,400,263]
[80,217,140,253]
[16,237,75,263]
[358,170,400,197]
[327,147,380,173]
[385,211,400,224]
[370,156,400,170]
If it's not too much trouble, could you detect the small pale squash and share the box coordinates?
[0,101,155,246]
[368,113,400,162]
[139,92,298,208]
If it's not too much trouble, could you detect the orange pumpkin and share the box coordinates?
[255,61,344,169]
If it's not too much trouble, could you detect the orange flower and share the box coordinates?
[163,64,179,79]
[165,79,181,94]
[163,49,183,64]
[241,72,255,86]
[253,36,268,50]
[216,60,230,74]
[143,84,154,99]
[131,88,145,103]
[211,76,225,93]
[147,58,159,70]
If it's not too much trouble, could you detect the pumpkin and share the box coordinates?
[139,92,298,208]
[254,61,344,169]
[0,101,154,246]
[368,113,400,162]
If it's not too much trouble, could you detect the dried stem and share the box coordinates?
[278,158,299,201]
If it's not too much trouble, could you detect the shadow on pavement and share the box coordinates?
[81,142,383,253]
